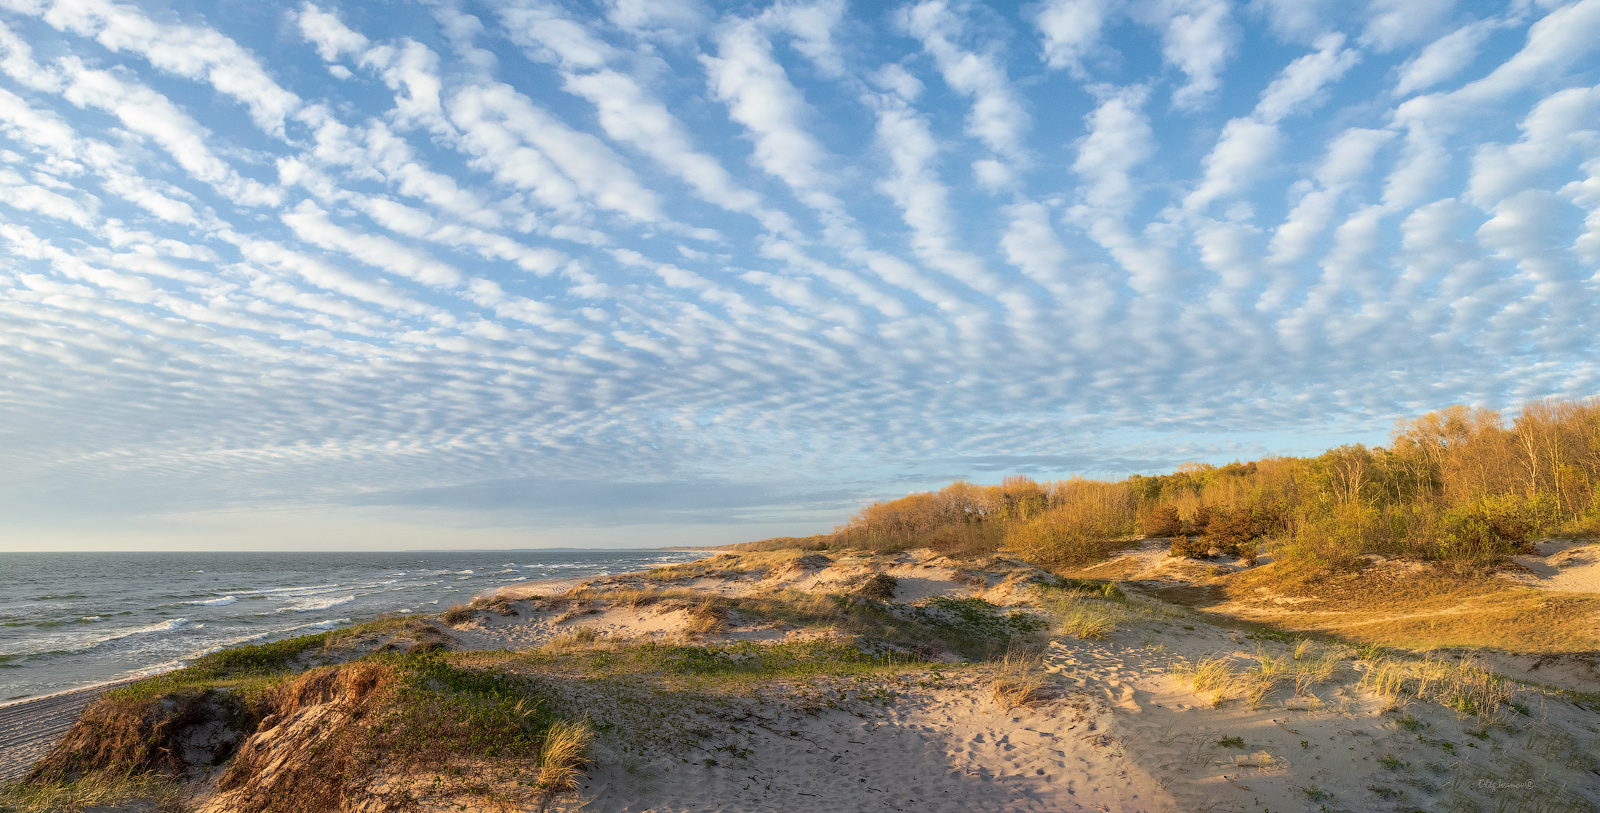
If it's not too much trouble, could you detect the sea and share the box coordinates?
[0,549,704,703]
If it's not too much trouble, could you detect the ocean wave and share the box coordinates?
[237,583,339,597]
[80,616,103,623]
[456,570,474,575]
[189,632,269,658]
[92,618,188,646]
[281,595,354,613]
[183,596,237,606]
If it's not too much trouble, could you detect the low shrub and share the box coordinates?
[1142,505,1182,538]
[856,573,897,600]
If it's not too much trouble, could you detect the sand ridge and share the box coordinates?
[10,545,1600,812]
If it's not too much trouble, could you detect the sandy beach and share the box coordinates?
[0,680,132,783]
[8,545,1600,812]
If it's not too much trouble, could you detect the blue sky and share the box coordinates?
[0,0,1596,550]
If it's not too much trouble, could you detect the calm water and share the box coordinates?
[0,549,702,702]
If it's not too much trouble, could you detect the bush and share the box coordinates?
[1142,505,1182,538]
[856,573,897,600]
[1205,507,1260,560]
[1005,506,1133,570]
[1169,536,1212,559]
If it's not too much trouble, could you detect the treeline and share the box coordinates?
[780,397,1600,580]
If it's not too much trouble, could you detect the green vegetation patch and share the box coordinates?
[912,597,1048,640]
[500,639,907,688]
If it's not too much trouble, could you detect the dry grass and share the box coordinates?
[472,595,518,617]
[1246,649,1290,709]
[534,719,593,812]
[645,551,798,582]
[989,644,1059,710]
[610,589,660,610]
[1222,563,1600,653]
[544,627,601,651]
[1179,641,1349,710]
[1187,656,1241,707]
[856,573,898,600]
[1033,588,1136,641]
[1359,654,1515,720]
[685,598,729,636]
[0,771,189,813]
[440,603,475,626]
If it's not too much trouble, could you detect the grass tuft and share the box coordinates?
[534,719,593,812]
[0,771,188,813]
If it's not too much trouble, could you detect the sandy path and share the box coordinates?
[563,679,1173,813]
[0,680,131,782]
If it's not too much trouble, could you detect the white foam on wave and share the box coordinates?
[80,616,103,622]
[280,595,355,613]
[189,631,269,658]
[92,618,188,646]
[183,596,237,606]
[237,583,340,597]
[299,618,351,631]
[456,570,474,575]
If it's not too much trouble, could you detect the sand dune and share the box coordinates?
[9,545,1600,812]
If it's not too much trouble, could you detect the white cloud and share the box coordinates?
[1185,35,1357,213]
[53,58,281,207]
[1072,85,1154,215]
[1036,0,1116,76]
[702,19,839,212]
[1143,0,1239,110]
[449,82,664,226]
[281,201,463,288]
[1466,85,1600,209]
[13,0,301,136]
[1394,19,1497,96]
[1360,0,1456,52]
[1250,0,1336,43]
[498,3,792,235]
[901,0,1031,159]
[1184,118,1281,213]
[1254,34,1360,122]
[0,0,1598,546]
[294,3,369,62]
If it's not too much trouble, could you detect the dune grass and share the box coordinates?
[988,643,1059,710]
[1032,582,1139,641]
[0,771,187,813]
[1359,654,1516,720]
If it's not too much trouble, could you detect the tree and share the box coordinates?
[1142,505,1182,538]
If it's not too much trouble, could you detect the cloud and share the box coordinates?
[1142,0,1239,110]
[13,0,301,136]
[1035,0,1116,76]
[1394,19,1498,96]
[1185,34,1358,213]
[1360,0,1456,52]
[0,0,1595,549]
[901,0,1031,159]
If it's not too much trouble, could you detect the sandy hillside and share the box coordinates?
[11,545,1600,813]
[427,547,1599,813]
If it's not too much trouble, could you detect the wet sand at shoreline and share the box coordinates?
[0,680,133,783]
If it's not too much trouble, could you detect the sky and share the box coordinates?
[0,0,1597,551]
